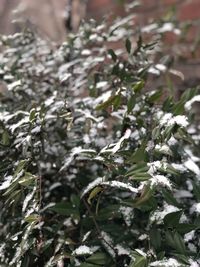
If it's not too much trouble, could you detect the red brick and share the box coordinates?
[88,0,111,10]
[163,0,179,5]
[178,0,200,20]
[140,0,157,8]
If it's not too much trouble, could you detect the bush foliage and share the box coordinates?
[0,3,200,267]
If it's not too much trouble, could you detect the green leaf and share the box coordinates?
[19,172,36,187]
[24,214,40,223]
[2,130,10,146]
[96,94,119,110]
[50,202,78,216]
[129,173,151,181]
[192,181,200,201]
[176,223,198,234]
[131,141,147,163]
[88,186,103,204]
[29,108,36,122]
[129,256,147,267]
[164,211,182,227]
[162,189,180,207]
[133,184,153,207]
[83,252,108,265]
[132,80,145,93]
[127,95,136,113]
[14,160,28,178]
[150,228,161,251]
[130,251,148,267]
[165,230,186,254]
[108,49,117,62]
[148,90,162,103]
[126,38,132,54]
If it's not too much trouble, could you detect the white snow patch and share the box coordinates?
[191,203,200,214]
[184,230,195,242]
[115,244,130,256]
[148,161,167,175]
[150,204,180,224]
[155,144,171,154]
[157,22,181,35]
[168,136,178,146]
[150,175,171,189]
[185,95,200,111]
[184,159,200,176]
[138,234,148,241]
[96,81,108,89]
[100,129,131,154]
[0,175,13,190]
[101,231,115,257]
[120,206,134,226]
[102,180,138,193]
[22,187,36,212]
[189,259,199,267]
[94,90,112,105]
[82,231,91,242]
[160,113,189,128]
[150,258,181,266]
[171,163,186,173]
[73,245,93,256]
[8,80,21,91]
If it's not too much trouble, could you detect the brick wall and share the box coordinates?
[0,0,200,85]
[87,0,200,88]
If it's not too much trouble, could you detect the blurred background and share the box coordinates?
[0,0,200,88]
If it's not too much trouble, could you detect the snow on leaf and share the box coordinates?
[81,177,105,198]
[184,230,195,242]
[191,203,200,214]
[94,91,112,106]
[147,161,167,175]
[22,186,36,212]
[100,129,131,154]
[102,180,138,193]
[150,258,181,266]
[7,80,21,91]
[171,163,186,173]
[96,81,108,89]
[155,144,172,155]
[157,22,181,35]
[115,244,131,256]
[101,231,115,258]
[160,113,189,128]
[150,175,172,189]
[60,147,96,171]
[189,259,200,267]
[0,175,13,190]
[9,117,29,133]
[184,159,200,176]
[150,204,180,224]
[119,206,134,226]
[72,245,93,256]
[184,95,200,111]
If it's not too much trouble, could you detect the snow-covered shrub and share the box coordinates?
[0,6,200,267]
